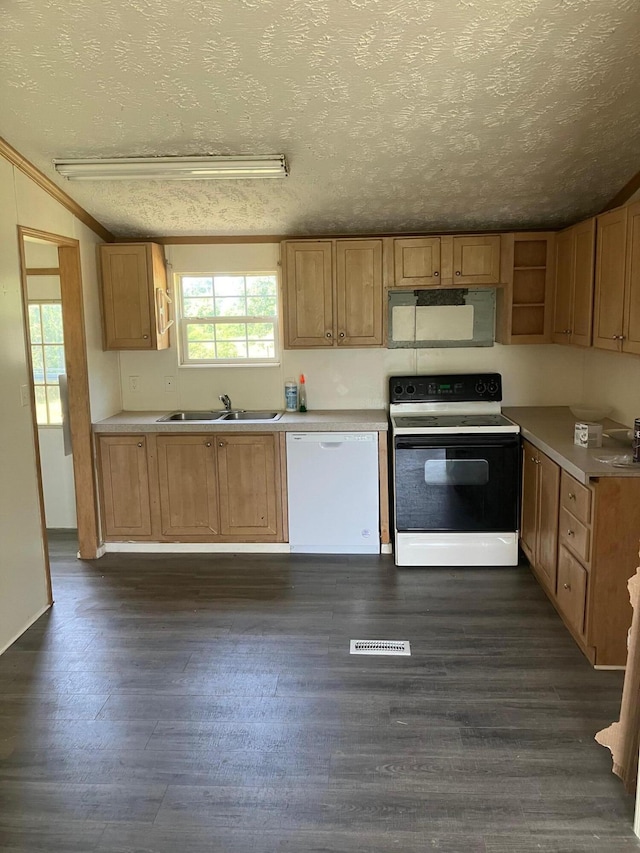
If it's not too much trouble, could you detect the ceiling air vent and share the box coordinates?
[350,640,411,656]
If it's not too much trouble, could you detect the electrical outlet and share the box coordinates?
[164,375,175,393]
[129,375,140,393]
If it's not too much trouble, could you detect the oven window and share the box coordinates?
[424,459,489,487]
[394,439,519,533]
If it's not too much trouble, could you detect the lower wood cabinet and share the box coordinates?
[97,432,284,543]
[521,445,640,666]
[97,435,153,539]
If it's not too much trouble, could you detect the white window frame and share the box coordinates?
[27,299,65,426]
[176,271,280,367]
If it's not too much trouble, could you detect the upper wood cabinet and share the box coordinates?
[392,235,501,288]
[552,218,596,347]
[495,233,555,344]
[283,239,384,349]
[99,243,172,350]
[594,201,640,356]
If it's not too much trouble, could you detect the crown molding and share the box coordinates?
[0,137,114,243]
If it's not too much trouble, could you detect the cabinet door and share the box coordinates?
[570,218,596,347]
[556,545,588,637]
[283,241,334,347]
[594,208,627,352]
[520,441,538,564]
[156,435,219,537]
[335,239,383,346]
[97,435,152,538]
[623,201,640,356]
[100,244,169,350]
[217,434,281,538]
[451,235,501,285]
[552,228,574,343]
[393,238,441,287]
[536,450,560,594]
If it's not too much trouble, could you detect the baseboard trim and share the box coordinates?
[381,543,392,554]
[0,603,51,656]
[104,542,292,554]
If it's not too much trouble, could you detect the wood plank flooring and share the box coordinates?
[0,532,638,852]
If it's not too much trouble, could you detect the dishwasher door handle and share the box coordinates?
[319,442,344,449]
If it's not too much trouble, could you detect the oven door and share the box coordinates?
[394,433,520,532]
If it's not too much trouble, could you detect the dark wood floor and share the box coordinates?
[0,533,638,852]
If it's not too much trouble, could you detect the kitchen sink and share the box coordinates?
[221,411,282,421]
[157,411,226,421]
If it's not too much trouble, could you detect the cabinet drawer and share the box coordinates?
[557,545,588,637]
[560,471,591,525]
[559,506,590,563]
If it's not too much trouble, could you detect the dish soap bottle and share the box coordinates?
[298,374,307,412]
[284,379,298,412]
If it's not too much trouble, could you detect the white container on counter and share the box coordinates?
[574,422,603,448]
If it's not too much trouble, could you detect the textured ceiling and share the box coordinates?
[1,0,640,238]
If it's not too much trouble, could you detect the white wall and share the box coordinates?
[584,348,640,427]
[37,428,77,528]
[0,157,121,654]
[119,243,588,413]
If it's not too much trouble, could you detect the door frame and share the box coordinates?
[18,226,101,585]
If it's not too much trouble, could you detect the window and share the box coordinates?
[177,273,279,365]
[28,301,65,425]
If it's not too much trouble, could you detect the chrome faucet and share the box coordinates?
[218,394,232,412]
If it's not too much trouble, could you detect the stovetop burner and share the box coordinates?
[393,414,516,429]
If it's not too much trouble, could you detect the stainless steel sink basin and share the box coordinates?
[221,411,282,421]
[157,411,226,422]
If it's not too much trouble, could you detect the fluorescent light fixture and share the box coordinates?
[53,155,289,181]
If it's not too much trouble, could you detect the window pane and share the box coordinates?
[246,276,277,296]
[214,276,245,297]
[41,304,64,343]
[215,297,246,317]
[34,385,47,425]
[44,345,65,382]
[183,297,214,318]
[248,341,275,359]
[216,323,246,340]
[182,277,213,298]
[247,322,274,340]
[47,385,62,424]
[216,341,247,359]
[29,305,42,343]
[247,296,277,316]
[31,346,44,384]
[186,324,216,342]
[188,341,216,360]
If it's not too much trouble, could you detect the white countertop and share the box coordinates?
[93,409,389,434]
[504,406,637,484]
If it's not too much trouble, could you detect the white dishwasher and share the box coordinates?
[286,432,380,554]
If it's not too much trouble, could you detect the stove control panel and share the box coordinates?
[389,373,502,403]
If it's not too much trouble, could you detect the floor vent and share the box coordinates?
[350,639,411,656]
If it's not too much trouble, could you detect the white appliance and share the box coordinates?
[389,373,521,567]
[286,432,380,554]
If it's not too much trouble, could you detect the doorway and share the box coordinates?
[18,227,101,603]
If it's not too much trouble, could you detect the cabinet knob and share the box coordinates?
[530,456,536,462]
[325,331,332,338]
[568,492,576,500]
[455,271,461,276]
[218,441,225,447]
[563,583,571,590]
[339,332,345,338]
[564,329,572,335]
[567,529,575,537]
[137,442,143,447]
[143,334,149,339]
[433,271,439,277]
[205,442,212,447]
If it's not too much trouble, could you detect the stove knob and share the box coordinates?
[406,384,416,395]
[393,384,404,396]
[475,381,486,395]
[487,379,499,395]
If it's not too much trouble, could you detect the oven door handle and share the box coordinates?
[395,434,520,450]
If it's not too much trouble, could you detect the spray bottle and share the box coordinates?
[298,374,307,413]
